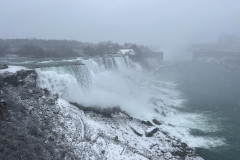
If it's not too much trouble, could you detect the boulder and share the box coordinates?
[145,127,159,137]
[152,119,162,125]
[168,123,175,127]
[130,127,143,137]
[141,120,153,126]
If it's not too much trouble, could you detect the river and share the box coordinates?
[157,61,240,160]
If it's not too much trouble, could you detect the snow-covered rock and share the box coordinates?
[0,65,26,74]
[118,49,136,56]
[145,127,159,137]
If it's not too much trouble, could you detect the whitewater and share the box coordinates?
[34,56,225,149]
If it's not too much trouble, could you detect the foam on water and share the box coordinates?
[35,56,225,149]
[129,74,225,148]
[157,110,225,148]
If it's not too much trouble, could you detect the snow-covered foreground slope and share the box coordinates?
[53,99,203,160]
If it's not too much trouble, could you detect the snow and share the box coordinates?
[79,117,85,139]
[146,127,157,133]
[48,98,202,159]
[37,60,54,64]
[0,65,26,74]
[118,49,136,55]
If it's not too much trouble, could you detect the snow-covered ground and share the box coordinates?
[50,98,203,159]
[0,65,26,74]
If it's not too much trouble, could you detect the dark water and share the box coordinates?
[157,62,240,160]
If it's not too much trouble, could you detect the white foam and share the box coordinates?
[158,111,225,148]
[37,60,54,64]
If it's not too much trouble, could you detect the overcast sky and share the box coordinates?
[0,0,239,60]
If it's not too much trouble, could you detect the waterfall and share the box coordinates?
[36,56,133,100]
[36,65,91,88]
[36,55,158,120]
[83,56,129,74]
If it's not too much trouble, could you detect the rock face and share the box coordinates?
[0,69,204,160]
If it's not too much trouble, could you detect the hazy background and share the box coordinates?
[0,0,240,60]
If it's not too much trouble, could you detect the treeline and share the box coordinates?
[0,39,82,58]
[0,39,163,67]
[126,43,163,67]
[0,39,122,57]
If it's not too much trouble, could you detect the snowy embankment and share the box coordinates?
[0,65,26,74]
[54,98,203,159]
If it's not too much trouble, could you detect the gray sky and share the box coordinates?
[0,0,240,60]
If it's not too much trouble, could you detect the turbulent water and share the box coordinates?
[157,62,240,160]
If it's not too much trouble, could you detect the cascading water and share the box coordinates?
[35,55,225,149]
[36,56,137,107]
